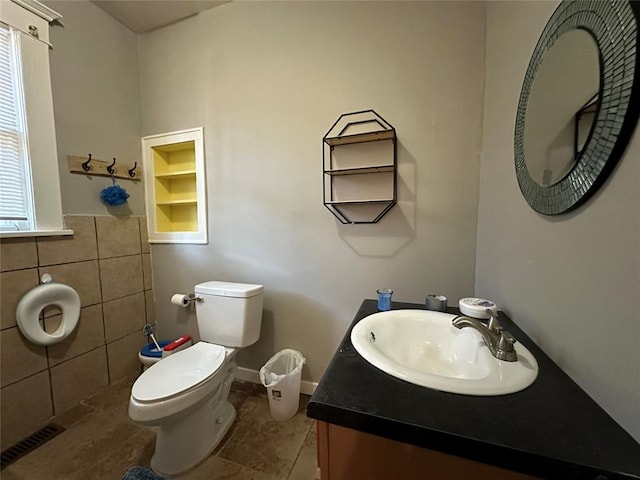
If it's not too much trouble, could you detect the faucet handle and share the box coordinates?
[499,330,516,349]
[486,309,501,333]
[496,330,518,361]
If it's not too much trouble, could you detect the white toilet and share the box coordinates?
[128,281,264,476]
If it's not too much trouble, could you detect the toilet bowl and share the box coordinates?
[130,342,237,475]
[130,342,230,422]
[128,281,264,476]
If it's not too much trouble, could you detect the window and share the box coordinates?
[0,23,34,232]
[0,0,69,237]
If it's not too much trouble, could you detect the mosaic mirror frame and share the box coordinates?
[514,0,640,215]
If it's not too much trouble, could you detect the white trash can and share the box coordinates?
[259,349,305,421]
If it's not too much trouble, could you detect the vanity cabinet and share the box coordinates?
[322,110,396,224]
[142,127,207,244]
[307,299,640,479]
[316,421,537,480]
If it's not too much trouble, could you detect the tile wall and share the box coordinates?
[0,216,154,450]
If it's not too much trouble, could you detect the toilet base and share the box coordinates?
[149,361,237,476]
[151,401,235,476]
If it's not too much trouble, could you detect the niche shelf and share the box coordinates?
[142,128,207,244]
[323,110,397,224]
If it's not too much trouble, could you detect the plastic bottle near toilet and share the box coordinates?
[138,335,193,370]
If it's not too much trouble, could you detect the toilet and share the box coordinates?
[128,281,264,476]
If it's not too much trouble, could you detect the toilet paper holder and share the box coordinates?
[171,293,203,308]
[187,293,203,304]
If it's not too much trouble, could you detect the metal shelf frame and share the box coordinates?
[322,110,397,224]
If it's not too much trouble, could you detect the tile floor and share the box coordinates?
[3,375,317,480]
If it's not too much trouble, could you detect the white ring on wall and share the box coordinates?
[16,282,81,346]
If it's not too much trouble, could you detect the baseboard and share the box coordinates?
[236,366,318,396]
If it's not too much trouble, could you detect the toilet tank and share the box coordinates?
[194,281,264,347]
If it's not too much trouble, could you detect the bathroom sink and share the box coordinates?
[350,310,538,395]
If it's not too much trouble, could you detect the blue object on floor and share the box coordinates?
[140,340,171,358]
[122,466,166,480]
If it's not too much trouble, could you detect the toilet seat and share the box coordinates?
[132,342,225,403]
[16,282,81,346]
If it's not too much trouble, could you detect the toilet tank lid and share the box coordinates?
[195,281,264,298]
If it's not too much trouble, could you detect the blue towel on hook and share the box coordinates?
[122,466,166,480]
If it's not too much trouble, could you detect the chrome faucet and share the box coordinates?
[452,310,518,362]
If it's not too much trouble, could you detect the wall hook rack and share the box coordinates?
[106,158,117,175]
[81,154,92,172]
[128,162,138,177]
[68,154,142,181]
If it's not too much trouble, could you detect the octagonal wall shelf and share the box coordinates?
[322,110,397,224]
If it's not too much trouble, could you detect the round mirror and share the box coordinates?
[524,29,600,187]
[514,1,640,215]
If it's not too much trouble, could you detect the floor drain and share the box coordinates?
[1,423,65,469]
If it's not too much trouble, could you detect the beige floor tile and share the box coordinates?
[287,422,317,480]
[52,373,136,430]
[82,372,138,421]
[52,402,95,429]
[180,456,280,480]
[228,380,265,408]
[3,378,315,480]
[0,371,53,450]
[218,393,314,478]
[1,468,28,480]
[6,409,154,480]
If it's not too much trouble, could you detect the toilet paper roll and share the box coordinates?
[171,294,190,307]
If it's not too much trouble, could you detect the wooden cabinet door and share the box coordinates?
[317,421,538,480]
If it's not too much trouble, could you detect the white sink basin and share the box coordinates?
[350,309,538,395]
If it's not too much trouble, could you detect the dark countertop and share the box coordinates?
[307,299,640,480]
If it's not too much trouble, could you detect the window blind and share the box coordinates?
[0,23,34,230]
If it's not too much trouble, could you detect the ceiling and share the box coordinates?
[91,0,229,33]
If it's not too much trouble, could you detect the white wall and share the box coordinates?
[478,1,640,441]
[47,1,144,216]
[138,1,486,382]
